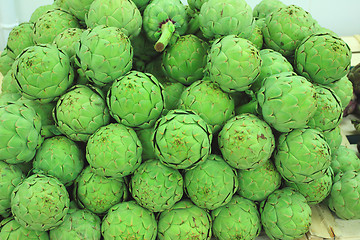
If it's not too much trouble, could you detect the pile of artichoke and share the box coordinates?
[0,0,359,239]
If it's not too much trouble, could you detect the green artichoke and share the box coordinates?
[6,22,34,59]
[206,35,262,92]
[53,28,84,63]
[322,126,342,154]
[331,145,360,176]
[130,159,183,212]
[0,93,21,106]
[63,0,94,24]
[33,8,80,44]
[232,90,259,115]
[75,25,133,87]
[29,4,57,23]
[53,84,110,142]
[275,128,332,183]
[286,167,333,205]
[33,136,85,186]
[132,0,151,11]
[237,160,282,202]
[263,5,318,57]
[107,71,165,129]
[178,80,235,133]
[162,34,208,85]
[49,208,101,240]
[307,85,343,131]
[253,0,286,19]
[143,0,188,52]
[184,154,238,210]
[86,0,142,38]
[163,81,186,115]
[211,195,261,240]
[11,174,70,231]
[247,19,264,50]
[1,69,18,94]
[152,109,213,169]
[327,170,360,220]
[74,166,128,215]
[327,76,353,109]
[257,72,318,132]
[0,162,24,218]
[295,33,352,85]
[0,50,14,76]
[187,0,208,11]
[260,187,312,240]
[12,44,74,103]
[199,0,253,40]
[0,101,42,164]
[0,218,49,240]
[348,63,360,95]
[136,127,157,161]
[218,113,275,169]
[157,199,212,239]
[101,201,157,239]
[86,123,142,179]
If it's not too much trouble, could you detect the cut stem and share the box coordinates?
[154,21,175,52]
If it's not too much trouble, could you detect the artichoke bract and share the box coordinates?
[86,0,142,38]
[6,22,34,59]
[178,80,235,133]
[218,113,275,170]
[143,0,188,52]
[199,0,253,40]
[86,123,142,179]
[53,28,84,63]
[75,25,133,87]
[162,34,208,85]
[247,19,264,50]
[327,170,360,220]
[263,5,318,57]
[0,50,14,76]
[211,195,261,240]
[0,93,22,106]
[295,33,352,85]
[130,159,183,212]
[33,136,85,186]
[49,208,101,240]
[253,0,286,19]
[237,160,282,202]
[74,166,128,215]
[152,109,212,170]
[13,44,74,103]
[1,69,18,94]
[275,128,332,183]
[0,218,49,240]
[157,199,212,239]
[11,174,70,231]
[206,35,262,93]
[331,145,360,176]
[0,101,42,164]
[29,4,57,23]
[107,71,165,129]
[101,201,157,240]
[63,0,94,24]
[327,76,353,110]
[53,85,110,142]
[187,0,207,11]
[257,72,318,132]
[322,126,342,153]
[260,187,312,240]
[184,154,238,210]
[0,162,24,218]
[33,8,80,44]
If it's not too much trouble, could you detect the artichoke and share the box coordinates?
[206,35,262,93]
[187,0,208,11]
[0,50,14,76]
[11,174,70,231]
[322,126,342,153]
[348,63,360,96]
[29,4,57,23]
[86,123,142,179]
[132,0,151,12]
[199,0,253,40]
[130,159,183,212]
[331,145,360,176]
[295,33,352,85]
[327,170,360,220]
[101,201,157,240]
[152,109,213,169]
[74,166,128,215]
[53,28,84,63]
[247,19,264,50]
[178,80,235,133]
[211,195,261,240]
[327,76,353,110]
[63,0,94,24]
[237,160,282,202]
[184,154,238,210]
[53,84,110,142]
[275,128,332,183]
[260,187,312,240]
[253,0,286,19]
[257,72,318,132]
[0,101,42,164]
[75,25,133,87]
[107,71,165,129]
[6,22,34,59]
[33,136,85,186]
[163,81,186,115]
[86,0,142,38]
[0,93,21,106]
[0,218,49,240]
[157,199,212,239]
[1,69,18,94]
[218,113,275,169]
[136,127,157,161]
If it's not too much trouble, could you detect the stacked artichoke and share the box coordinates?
[0,0,358,239]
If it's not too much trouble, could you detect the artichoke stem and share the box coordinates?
[155,21,175,52]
